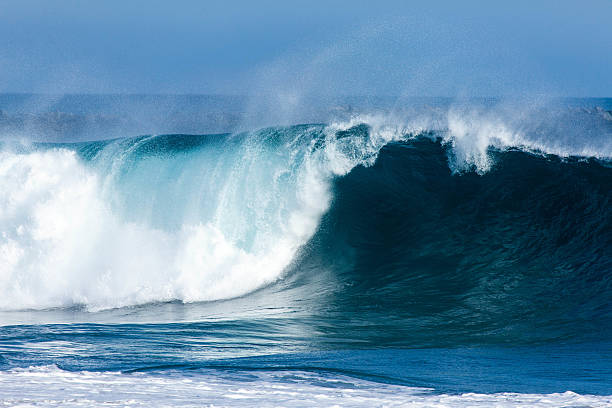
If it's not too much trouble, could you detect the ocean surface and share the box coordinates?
[1,95,611,407]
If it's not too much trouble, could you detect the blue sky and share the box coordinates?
[0,0,610,96]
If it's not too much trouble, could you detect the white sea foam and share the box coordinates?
[331,106,612,174]
[445,105,612,172]
[0,365,610,408]
[0,144,321,311]
[0,124,396,311]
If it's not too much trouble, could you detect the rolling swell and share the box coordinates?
[0,117,611,346]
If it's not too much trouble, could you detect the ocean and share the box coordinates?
[0,95,611,407]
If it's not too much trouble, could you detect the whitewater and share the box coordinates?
[1,365,611,408]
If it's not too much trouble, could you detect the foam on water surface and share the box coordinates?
[1,366,610,408]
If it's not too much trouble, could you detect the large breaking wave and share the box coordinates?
[0,108,611,317]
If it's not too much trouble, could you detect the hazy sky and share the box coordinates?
[1,0,611,96]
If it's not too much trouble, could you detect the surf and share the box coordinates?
[0,108,611,314]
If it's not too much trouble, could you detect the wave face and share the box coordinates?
[296,138,612,345]
[0,111,611,329]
